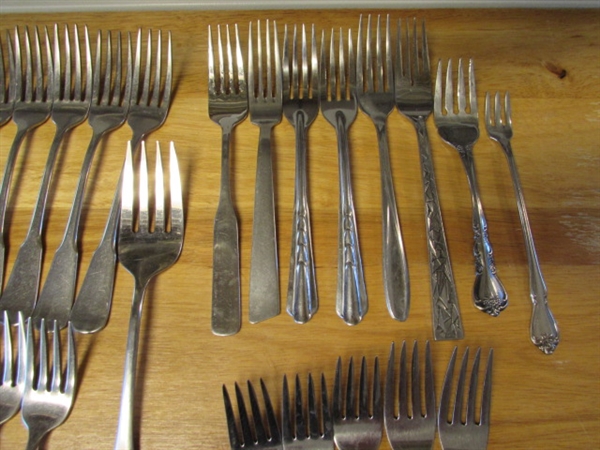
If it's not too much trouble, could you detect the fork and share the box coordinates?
[438,347,493,450]
[72,29,172,334]
[357,14,409,322]
[248,20,282,324]
[384,341,436,450]
[0,31,15,126]
[282,24,319,324]
[37,30,132,330]
[396,20,463,340]
[333,356,382,450]
[282,373,333,449]
[433,59,508,317]
[208,24,247,337]
[21,318,76,450]
[223,379,282,449]
[0,26,52,297]
[485,91,559,354]
[320,28,368,325]
[0,311,25,424]
[0,24,91,322]
[114,141,184,450]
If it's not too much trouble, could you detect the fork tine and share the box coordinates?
[151,30,162,105]
[50,321,62,392]
[376,16,384,92]
[131,29,142,102]
[64,323,76,397]
[260,378,280,443]
[333,357,343,419]
[421,20,431,79]
[359,357,368,417]
[121,142,134,234]
[2,311,12,385]
[504,91,512,127]
[345,357,355,418]
[398,341,408,417]
[411,341,421,417]
[111,32,123,105]
[452,347,470,425]
[308,373,320,439]
[155,142,165,232]
[468,58,477,114]
[480,349,494,426]
[357,15,366,92]
[92,30,102,105]
[495,91,502,125]
[223,384,242,448]
[225,25,233,96]
[138,141,149,232]
[141,29,152,105]
[24,27,34,102]
[234,382,255,445]
[457,58,467,113]
[13,27,23,101]
[301,25,309,99]
[385,15,392,92]
[439,346,457,424]
[465,347,481,424]
[434,60,443,116]
[384,342,396,419]
[234,25,244,96]
[484,91,492,128]
[52,24,61,101]
[247,380,267,443]
[424,341,435,418]
[162,31,172,108]
[207,25,216,96]
[444,59,453,114]
[282,24,291,95]
[294,374,307,440]
[0,34,5,104]
[169,141,183,235]
[37,319,49,391]
[411,19,419,81]
[248,22,255,98]
[282,375,292,442]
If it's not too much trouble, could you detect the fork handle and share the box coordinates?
[501,140,559,354]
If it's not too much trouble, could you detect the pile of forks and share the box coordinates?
[223,341,494,450]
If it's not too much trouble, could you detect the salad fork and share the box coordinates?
[0,31,15,126]
[433,59,508,317]
[248,20,282,324]
[0,311,26,424]
[396,20,462,340]
[320,28,368,326]
[485,91,559,354]
[1,24,91,323]
[282,24,319,324]
[114,141,184,450]
[209,24,247,337]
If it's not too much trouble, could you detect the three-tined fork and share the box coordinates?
[0,311,26,424]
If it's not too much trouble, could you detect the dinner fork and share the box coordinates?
[433,59,508,317]
[209,24,247,337]
[320,28,367,325]
[72,29,172,334]
[384,341,435,450]
[282,24,319,324]
[438,347,493,450]
[0,31,15,126]
[0,24,91,323]
[223,379,282,449]
[333,356,382,450]
[0,311,25,424]
[396,20,463,340]
[485,91,559,354]
[36,30,132,330]
[248,20,282,324]
[114,141,184,450]
[21,318,76,450]
[0,27,52,297]
[282,373,333,449]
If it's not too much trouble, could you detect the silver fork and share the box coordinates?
[282,24,319,324]
[37,30,132,330]
[209,24,247,337]
[438,347,494,450]
[433,59,508,317]
[21,318,76,450]
[320,28,367,325]
[357,14,409,323]
[396,20,463,340]
[114,141,184,450]
[485,91,559,354]
[0,31,15,126]
[0,24,91,322]
[282,373,333,449]
[333,356,382,450]
[248,20,282,324]
[223,379,282,449]
[0,26,52,297]
[0,311,25,424]
[384,341,435,450]
[72,29,172,334]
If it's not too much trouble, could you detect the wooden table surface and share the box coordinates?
[0,8,598,450]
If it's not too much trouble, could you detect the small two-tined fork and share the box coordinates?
[320,28,368,326]
[282,373,333,449]
[485,91,559,354]
[384,341,436,450]
[433,59,508,317]
[282,24,319,324]
[357,14,409,323]
[209,24,247,337]
[0,311,26,424]
[0,31,15,127]
[114,141,184,450]
[438,347,493,450]
[333,356,383,450]
[396,20,463,340]
[223,380,282,449]
[248,20,282,325]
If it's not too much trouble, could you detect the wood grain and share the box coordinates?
[0,8,598,450]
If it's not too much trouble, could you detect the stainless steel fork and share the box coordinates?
[0,31,15,126]
[0,311,25,424]
[73,29,172,334]
[438,347,493,450]
[223,379,282,449]
[333,356,383,450]
[248,20,282,324]
[282,24,319,324]
[0,25,91,323]
[396,20,463,340]
[114,141,184,450]
[320,28,368,326]
[38,30,132,330]
[357,14,409,323]
[485,91,559,354]
[433,59,508,317]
